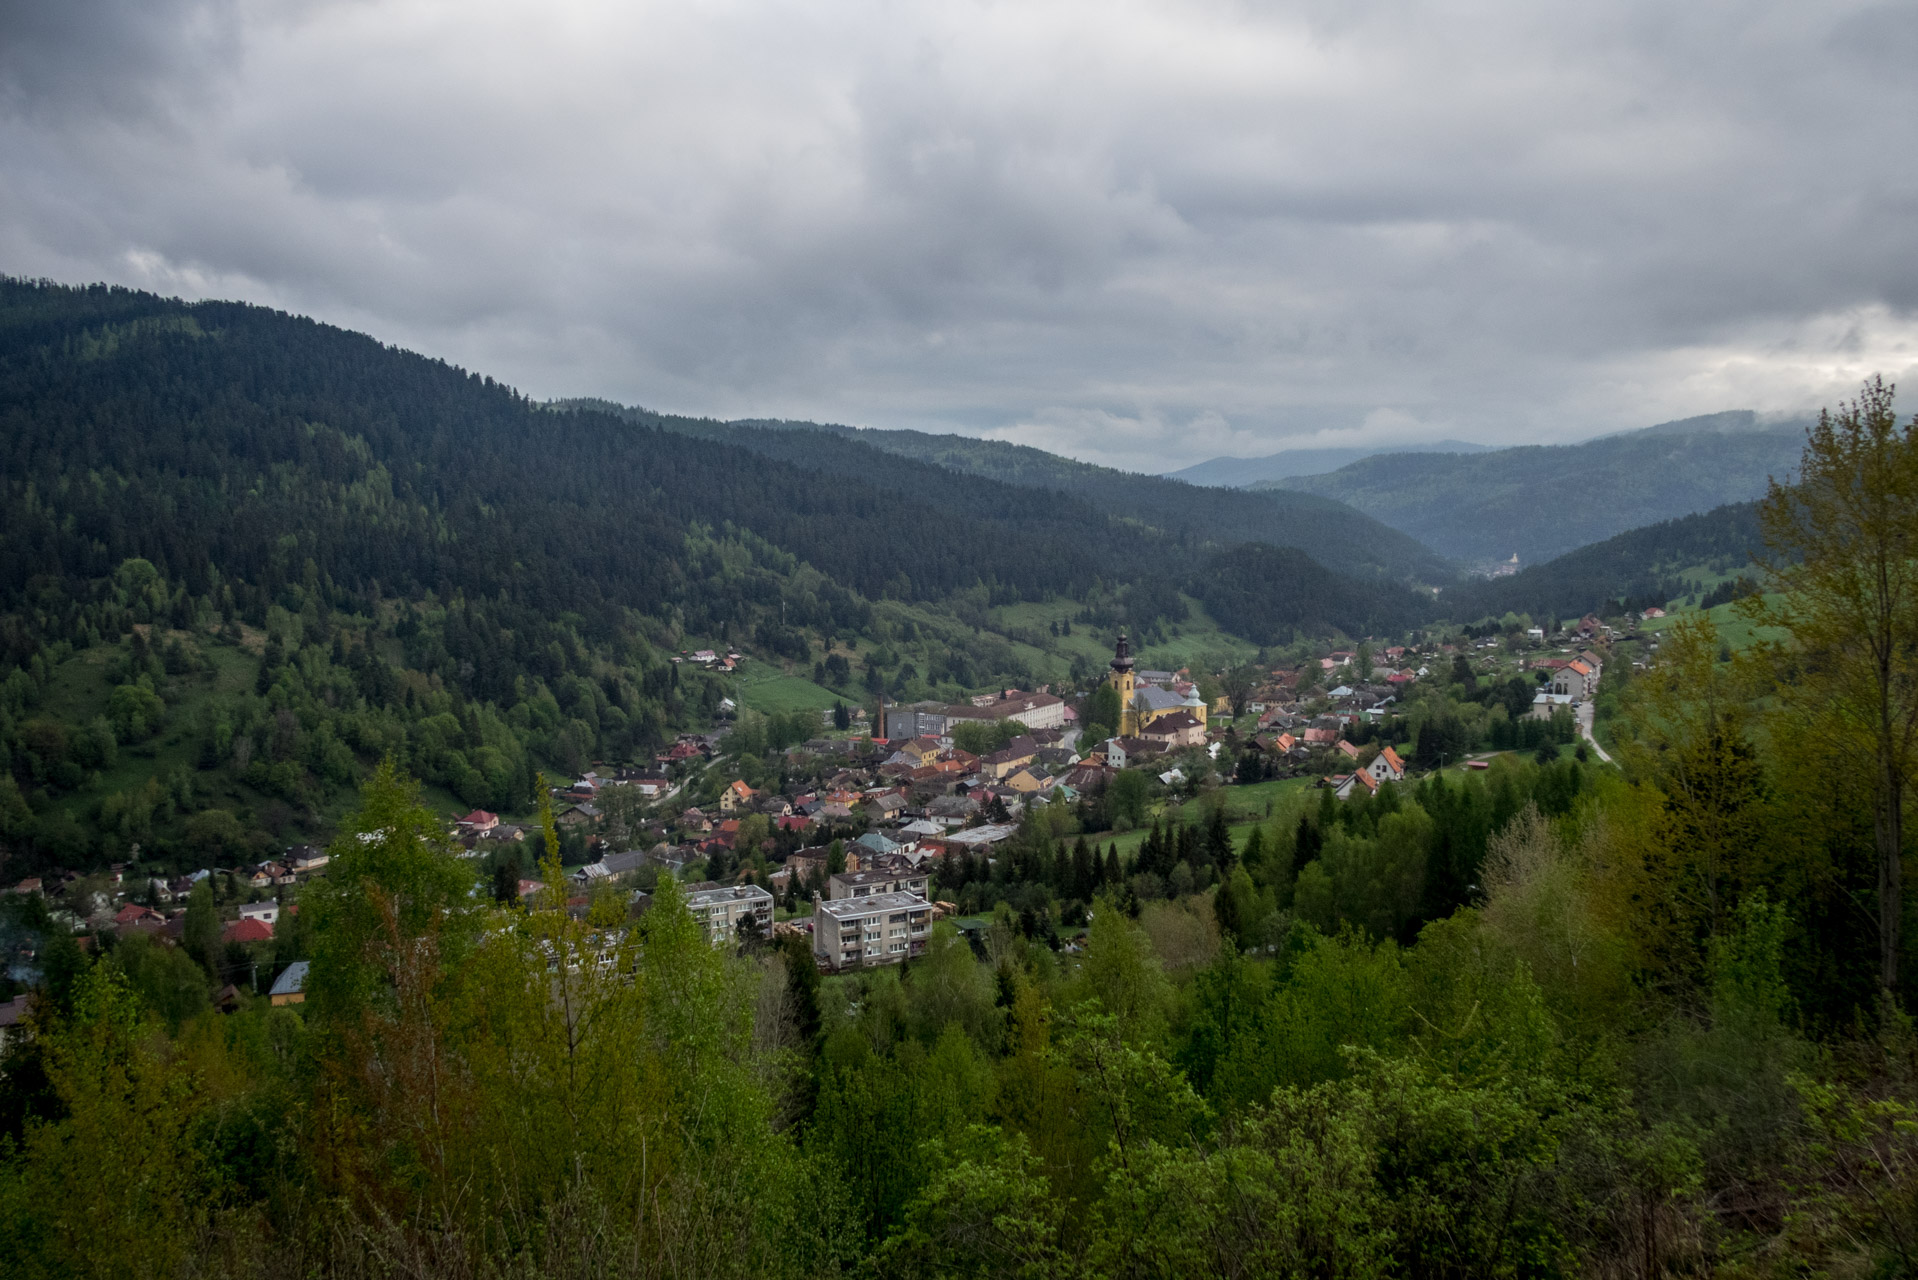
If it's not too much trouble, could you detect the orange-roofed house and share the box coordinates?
[718,780,757,813]
[1333,770,1380,801]
[1367,745,1407,784]
[1551,661,1596,699]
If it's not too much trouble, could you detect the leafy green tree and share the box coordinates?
[1214,929,1409,1108]
[907,923,1003,1050]
[1747,375,1918,992]
[302,759,478,1024]
[951,718,1024,756]
[874,1126,1067,1279]
[0,966,210,1278]
[1105,769,1149,829]
[1083,683,1122,740]
[111,932,209,1030]
[1070,897,1173,1047]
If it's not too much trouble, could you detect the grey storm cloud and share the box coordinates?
[2,0,1916,471]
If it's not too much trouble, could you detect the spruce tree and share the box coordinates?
[1205,804,1234,869]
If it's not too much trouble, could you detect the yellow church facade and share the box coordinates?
[1105,632,1206,737]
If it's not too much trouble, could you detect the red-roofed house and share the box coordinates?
[458,809,499,831]
[222,917,275,945]
[114,903,165,931]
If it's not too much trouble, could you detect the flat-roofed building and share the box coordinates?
[828,867,932,901]
[812,891,933,971]
[686,883,774,946]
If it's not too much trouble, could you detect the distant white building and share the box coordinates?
[1531,691,1575,720]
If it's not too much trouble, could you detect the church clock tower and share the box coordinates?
[1106,631,1138,736]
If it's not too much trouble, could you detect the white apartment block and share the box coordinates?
[812,891,933,971]
[686,883,774,946]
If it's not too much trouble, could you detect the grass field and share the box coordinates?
[733,662,854,716]
[1641,592,1791,653]
[988,594,1260,679]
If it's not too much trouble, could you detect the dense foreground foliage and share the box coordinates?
[5,660,1918,1280]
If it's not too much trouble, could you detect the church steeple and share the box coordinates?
[1106,632,1138,737]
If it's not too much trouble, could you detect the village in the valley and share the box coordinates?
[3,594,1656,1032]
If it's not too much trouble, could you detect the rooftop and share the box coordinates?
[814,890,932,921]
[686,883,773,910]
[268,961,310,999]
[944,822,1021,847]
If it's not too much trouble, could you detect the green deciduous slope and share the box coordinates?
[1261,412,1805,566]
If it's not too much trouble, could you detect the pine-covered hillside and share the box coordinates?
[0,281,1442,876]
[562,404,1459,586]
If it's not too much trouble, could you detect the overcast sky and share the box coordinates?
[3,0,1915,471]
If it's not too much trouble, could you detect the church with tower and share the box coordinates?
[1104,632,1206,739]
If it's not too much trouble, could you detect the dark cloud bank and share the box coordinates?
[2,0,1914,469]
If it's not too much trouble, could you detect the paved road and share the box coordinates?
[1576,701,1614,764]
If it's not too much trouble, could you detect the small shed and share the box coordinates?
[269,960,310,1007]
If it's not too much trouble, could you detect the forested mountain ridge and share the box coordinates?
[1262,411,1807,566]
[0,280,1440,876]
[558,401,1458,585]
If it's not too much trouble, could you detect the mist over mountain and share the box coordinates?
[1165,439,1492,488]
[1259,411,1808,566]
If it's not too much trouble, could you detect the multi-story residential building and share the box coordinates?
[812,891,933,971]
[686,883,774,945]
